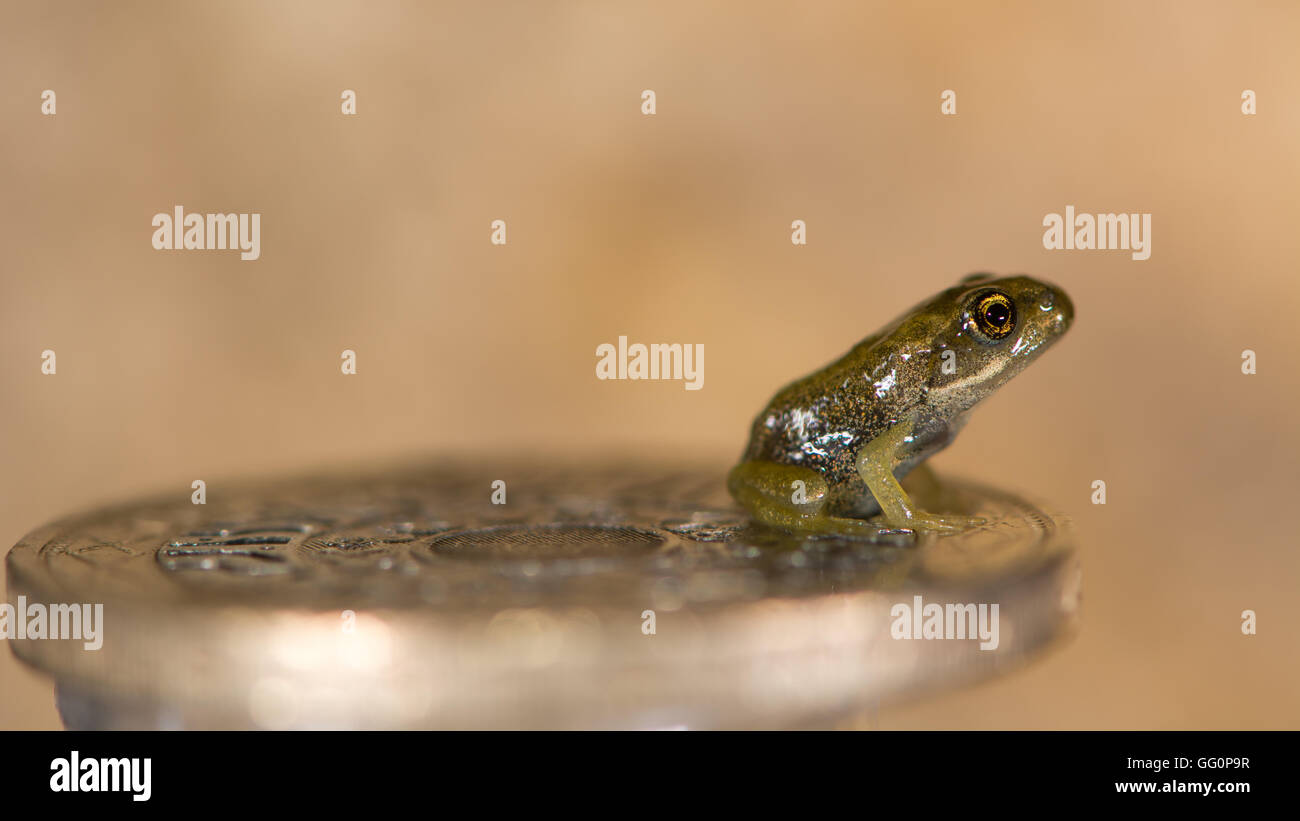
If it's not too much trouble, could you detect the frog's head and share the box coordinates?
[921,272,1073,414]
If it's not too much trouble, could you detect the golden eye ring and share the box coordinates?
[970,290,1016,340]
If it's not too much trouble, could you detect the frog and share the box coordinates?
[728,273,1073,536]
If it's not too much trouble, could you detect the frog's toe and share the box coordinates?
[892,512,987,535]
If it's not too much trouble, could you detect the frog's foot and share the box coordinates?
[856,419,986,535]
[728,461,885,538]
[876,511,987,536]
[795,512,898,538]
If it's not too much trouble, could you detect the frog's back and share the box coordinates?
[741,333,907,485]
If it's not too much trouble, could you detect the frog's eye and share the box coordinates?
[969,290,1017,341]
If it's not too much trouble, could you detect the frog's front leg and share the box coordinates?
[854,418,980,533]
[727,461,881,536]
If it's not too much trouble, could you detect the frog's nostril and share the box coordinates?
[1034,286,1073,332]
[1048,288,1074,330]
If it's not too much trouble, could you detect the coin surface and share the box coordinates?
[5,458,1080,729]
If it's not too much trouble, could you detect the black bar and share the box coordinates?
[0,730,1283,809]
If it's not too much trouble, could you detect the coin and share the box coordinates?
[5,458,1079,729]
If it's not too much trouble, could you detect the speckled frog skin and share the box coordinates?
[729,273,1073,535]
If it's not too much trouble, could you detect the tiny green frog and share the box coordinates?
[729,273,1073,536]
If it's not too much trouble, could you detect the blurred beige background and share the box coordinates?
[2,0,1297,728]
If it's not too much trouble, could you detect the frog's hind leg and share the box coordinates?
[727,461,879,536]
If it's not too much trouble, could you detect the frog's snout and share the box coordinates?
[1035,284,1074,336]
